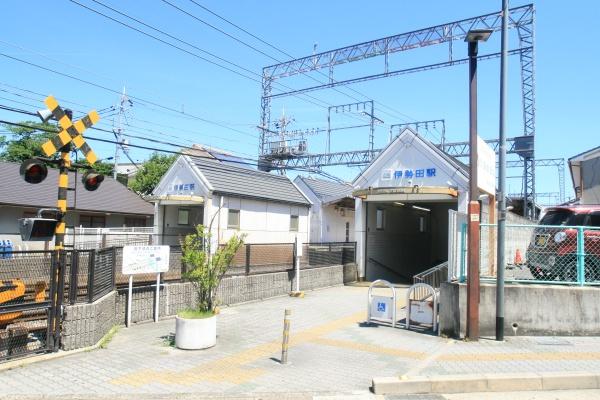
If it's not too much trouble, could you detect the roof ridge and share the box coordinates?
[189,156,291,181]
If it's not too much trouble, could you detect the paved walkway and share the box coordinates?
[2,285,600,399]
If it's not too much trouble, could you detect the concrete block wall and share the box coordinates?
[439,281,600,337]
[62,263,358,350]
[62,291,116,351]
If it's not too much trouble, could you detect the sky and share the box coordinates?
[0,0,598,203]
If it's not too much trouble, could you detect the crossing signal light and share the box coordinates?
[82,171,104,191]
[20,159,48,184]
[18,218,58,241]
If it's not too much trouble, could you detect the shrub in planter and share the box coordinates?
[176,225,244,349]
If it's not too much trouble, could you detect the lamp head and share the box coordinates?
[465,29,493,43]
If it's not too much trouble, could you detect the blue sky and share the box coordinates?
[0,1,598,202]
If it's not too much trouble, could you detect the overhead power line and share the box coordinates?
[183,0,417,124]
[0,118,325,175]
[0,83,257,155]
[0,52,259,139]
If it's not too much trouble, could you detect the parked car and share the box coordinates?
[527,205,600,281]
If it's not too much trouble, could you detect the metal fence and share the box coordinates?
[222,242,357,276]
[65,227,155,250]
[456,224,600,285]
[0,250,55,361]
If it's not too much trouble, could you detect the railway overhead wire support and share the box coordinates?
[259,4,537,217]
[389,119,446,146]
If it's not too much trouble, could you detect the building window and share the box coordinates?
[345,222,350,242]
[290,215,299,232]
[228,209,240,229]
[124,217,146,227]
[79,215,106,228]
[376,208,385,230]
[178,208,190,225]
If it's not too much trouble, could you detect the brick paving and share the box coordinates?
[2,285,600,399]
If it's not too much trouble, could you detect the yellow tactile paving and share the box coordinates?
[111,311,367,387]
[310,337,426,359]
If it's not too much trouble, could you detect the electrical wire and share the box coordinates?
[68,0,335,113]
[0,85,257,155]
[0,118,326,175]
[184,0,418,124]
[0,52,260,139]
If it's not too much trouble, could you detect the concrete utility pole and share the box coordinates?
[496,0,509,342]
[465,29,492,341]
[113,87,131,180]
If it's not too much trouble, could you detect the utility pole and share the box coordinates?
[113,87,131,180]
[465,29,492,341]
[496,0,509,342]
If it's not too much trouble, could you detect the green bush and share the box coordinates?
[181,225,244,314]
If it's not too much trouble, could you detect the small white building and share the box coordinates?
[353,128,470,282]
[294,176,355,243]
[151,155,311,247]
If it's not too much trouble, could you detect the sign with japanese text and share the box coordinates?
[122,245,170,275]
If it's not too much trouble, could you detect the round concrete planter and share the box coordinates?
[175,314,217,350]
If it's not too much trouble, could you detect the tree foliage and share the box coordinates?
[128,152,176,195]
[0,121,57,162]
[181,225,245,313]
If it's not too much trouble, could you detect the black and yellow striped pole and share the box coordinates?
[281,308,291,364]
[36,97,100,351]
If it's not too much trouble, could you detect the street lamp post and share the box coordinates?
[465,29,492,341]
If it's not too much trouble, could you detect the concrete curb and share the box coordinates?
[372,371,600,394]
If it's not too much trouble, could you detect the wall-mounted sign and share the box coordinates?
[382,167,437,181]
[171,183,196,192]
[122,245,170,275]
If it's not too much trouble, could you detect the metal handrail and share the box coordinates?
[368,257,412,281]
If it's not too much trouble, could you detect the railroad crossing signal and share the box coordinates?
[40,95,100,164]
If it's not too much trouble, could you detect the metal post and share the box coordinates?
[295,239,300,293]
[467,39,480,341]
[577,227,585,286]
[127,275,133,327]
[69,250,79,305]
[87,249,96,303]
[281,309,291,364]
[327,107,331,154]
[154,273,160,322]
[245,244,251,275]
[496,0,509,341]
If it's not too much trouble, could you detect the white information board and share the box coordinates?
[409,300,434,325]
[122,245,170,275]
[477,136,496,195]
[370,295,393,320]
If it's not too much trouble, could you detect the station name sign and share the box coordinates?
[381,167,436,181]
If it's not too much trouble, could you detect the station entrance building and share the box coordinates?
[353,129,469,283]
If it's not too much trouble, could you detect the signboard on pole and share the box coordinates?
[123,245,170,326]
[477,136,496,195]
[122,245,170,275]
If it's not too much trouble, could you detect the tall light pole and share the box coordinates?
[496,0,509,341]
[465,29,492,341]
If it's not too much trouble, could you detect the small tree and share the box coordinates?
[181,225,244,314]
[128,152,176,195]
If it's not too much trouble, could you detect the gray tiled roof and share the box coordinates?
[0,161,153,215]
[189,157,310,206]
[297,176,353,201]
